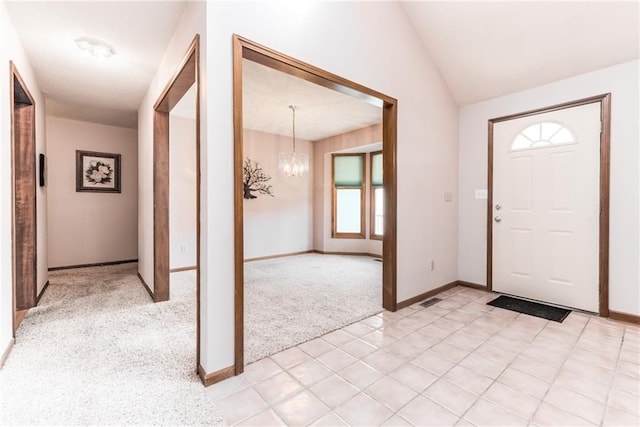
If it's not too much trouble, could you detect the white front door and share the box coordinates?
[492,102,601,312]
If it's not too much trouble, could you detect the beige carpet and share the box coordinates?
[0,254,381,423]
[245,253,382,363]
[0,263,223,425]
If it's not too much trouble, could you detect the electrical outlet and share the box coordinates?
[180,245,186,253]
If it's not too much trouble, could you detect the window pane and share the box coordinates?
[522,123,540,141]
[374,187,384,236]
[334,155,363,187]
[371,152,383,186]
[550,127,574,144]
[336,189,361,233]
[541,122,562,140]
[511,122,575,151]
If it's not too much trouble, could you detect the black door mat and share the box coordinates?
[487,295,571,323]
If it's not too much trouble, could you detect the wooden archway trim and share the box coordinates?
[153,35,199,302]
[232,34,398,375]
[152,35,202,369]
[10,61,37,324]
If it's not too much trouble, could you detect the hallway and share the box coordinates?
[0,263,222,424]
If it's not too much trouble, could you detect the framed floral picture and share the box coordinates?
[75,150,121,193]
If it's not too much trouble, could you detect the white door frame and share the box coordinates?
[487,93,611,316]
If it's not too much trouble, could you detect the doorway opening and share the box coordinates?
[152,35,202,369]
[233,35,398,374]
[10,62,37,334]
[241,58,384,364]
[487,93,611,316]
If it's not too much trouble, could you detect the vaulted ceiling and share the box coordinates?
[401,1,640,105]
[5,1,639,133]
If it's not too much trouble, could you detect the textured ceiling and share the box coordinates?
[5,1,189,128]
[170,60,383,140]
[401,1,640,106]
[242,59,382,141]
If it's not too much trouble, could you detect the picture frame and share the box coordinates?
[75,150,121,193]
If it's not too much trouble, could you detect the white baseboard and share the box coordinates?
[0,338,15,369]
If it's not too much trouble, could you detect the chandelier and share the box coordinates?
[278,105,309,177]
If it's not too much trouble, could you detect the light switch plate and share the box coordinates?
[444,192,453,202]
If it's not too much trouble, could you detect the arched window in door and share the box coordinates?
[511,122,576,151]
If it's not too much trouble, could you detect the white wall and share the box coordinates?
[458,60,640,316]
[46,117,138,268]
[313,125,383,256]
[243,129,313,260]
[0,1,48,364]
[169,114,197,269]
[200,1,459,375]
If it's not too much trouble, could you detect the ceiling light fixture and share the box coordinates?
[74,37,115,61]
[278,105,309,177]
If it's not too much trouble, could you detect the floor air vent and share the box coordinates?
[419,298,441,308]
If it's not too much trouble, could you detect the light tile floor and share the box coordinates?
[207,286,640,426]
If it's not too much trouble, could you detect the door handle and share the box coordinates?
[494,216,502,223]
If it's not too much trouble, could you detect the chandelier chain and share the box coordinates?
[279,104,308,177]
[290,105,297,153]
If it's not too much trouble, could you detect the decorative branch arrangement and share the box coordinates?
[243,158,274,199]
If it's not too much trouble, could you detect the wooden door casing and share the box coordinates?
[487,94,611,316]
[11,65,37,312]
[492,103,601,312]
